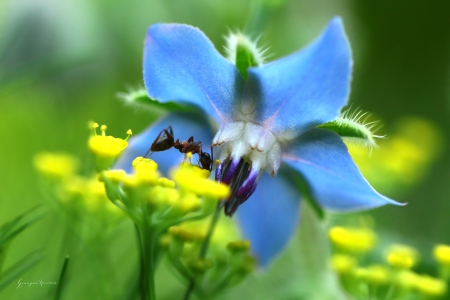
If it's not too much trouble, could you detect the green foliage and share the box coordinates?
[0,207,46,291]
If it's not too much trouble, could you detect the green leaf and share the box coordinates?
[0,206,47,247]
[118,88,195,112]
[0,251,43,291]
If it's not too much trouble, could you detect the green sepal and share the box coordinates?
[318,120,368,140]
[317,111,381,149]
[119,88,195,112]
[235,44,259,80]
[225,32,265,81]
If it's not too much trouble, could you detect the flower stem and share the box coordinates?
[182,204,222,300]
[53,255,69,300]
[138,223,157,300]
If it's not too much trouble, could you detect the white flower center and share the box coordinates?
[212,121,282,176]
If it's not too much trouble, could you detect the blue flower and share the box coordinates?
[116,17,402,266]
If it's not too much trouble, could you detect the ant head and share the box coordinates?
[199,152,213,171]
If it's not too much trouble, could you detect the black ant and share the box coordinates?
[143,126,214,171]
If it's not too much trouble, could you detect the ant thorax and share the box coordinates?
[147,126,213,171]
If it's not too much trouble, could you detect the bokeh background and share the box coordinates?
[1,0,450,299]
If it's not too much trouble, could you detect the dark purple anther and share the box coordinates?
[243,182,257,202]
[217,157,261,216]
[222,158,243,185]
[236,168,258,198]
[215,159,226,182]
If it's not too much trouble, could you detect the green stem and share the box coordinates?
[138,223,157,300]
[135,224,145,300]
[182,204,222,300]
[54,255,69,300]
[200,207,221,258]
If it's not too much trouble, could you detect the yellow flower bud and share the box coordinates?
[395,269,419,290]
[227,240,251,253]
[356,265,390,285]
[101,169,127,183]
[328,226,376,253]
[34,152,78,179]
[386,244,419,269]
[187,258,213,274]
[415,275,447,297]
[331,254,357,275]
[172,165,229,199]
[433,244,450,266]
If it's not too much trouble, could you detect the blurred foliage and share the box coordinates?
[328,222,450,299]
[1,0,450,299]
[349,116,443,196]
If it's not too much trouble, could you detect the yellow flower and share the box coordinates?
[88,135,128,158]
[330,254,357,275]
[433,244,450,266]
[34,152,78,179]
[386,244,419,269]
[328,226,377,253]
[395,269,420,290]
[356,265,390,285]
[415,275,447,297]
[88,123,131,171]
[172,164,229,199]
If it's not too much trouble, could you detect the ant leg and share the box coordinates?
[145,129,165,157]
[210,146,214,171]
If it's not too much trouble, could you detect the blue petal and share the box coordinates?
[236,170,301,267]
[243,17,352,137]
[282,128,403,211]
[114,112,215,176]
[144,24,245,123]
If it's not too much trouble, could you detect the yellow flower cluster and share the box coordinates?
[328,226,376,253]
[34,121,253,297]
[33,152,124,237]
[329,226,448,299]
[101,157,229,226]
[162,218,255,294]
[88,123,131,171]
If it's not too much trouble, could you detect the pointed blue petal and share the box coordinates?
[282,128,403,211]
[114,113,215,176]
[144,24,245,123]
[243,17,352,137]
[236,170,301,267]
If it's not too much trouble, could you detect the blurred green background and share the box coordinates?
[1,0,450,299]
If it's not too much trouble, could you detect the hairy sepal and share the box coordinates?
[317,110,383,150]
[224,32,268,80]
[118,87,194,112]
